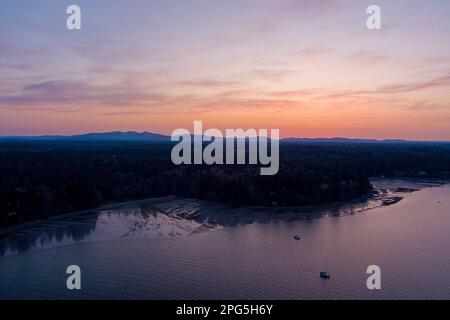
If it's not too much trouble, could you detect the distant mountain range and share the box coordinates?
[0,131,168,141]
[0,131,449,144]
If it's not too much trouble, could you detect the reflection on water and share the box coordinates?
[0,206,206,257]
[0,179,449,299]
[1,179,433,257]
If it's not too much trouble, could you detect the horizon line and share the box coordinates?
[0,131,450,143]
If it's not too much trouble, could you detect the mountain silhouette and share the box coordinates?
[0,132,449,144]
[0,131,170,141]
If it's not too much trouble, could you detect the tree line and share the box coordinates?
[1,140,450,228]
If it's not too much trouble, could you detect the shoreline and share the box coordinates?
[1,178,447,237]
[0,196,175,237]
[0,191,378,236]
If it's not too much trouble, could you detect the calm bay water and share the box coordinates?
[0,180,449,299]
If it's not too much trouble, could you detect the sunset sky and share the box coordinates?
[1,0,450,139]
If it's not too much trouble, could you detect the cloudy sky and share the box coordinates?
[1,0,450,139]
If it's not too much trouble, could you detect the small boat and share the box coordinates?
[293,235,301,240]
[320,272,330,279]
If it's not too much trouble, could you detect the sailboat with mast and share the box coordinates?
[319,227,330,279]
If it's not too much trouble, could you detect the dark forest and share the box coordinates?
[1,140,450,228]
